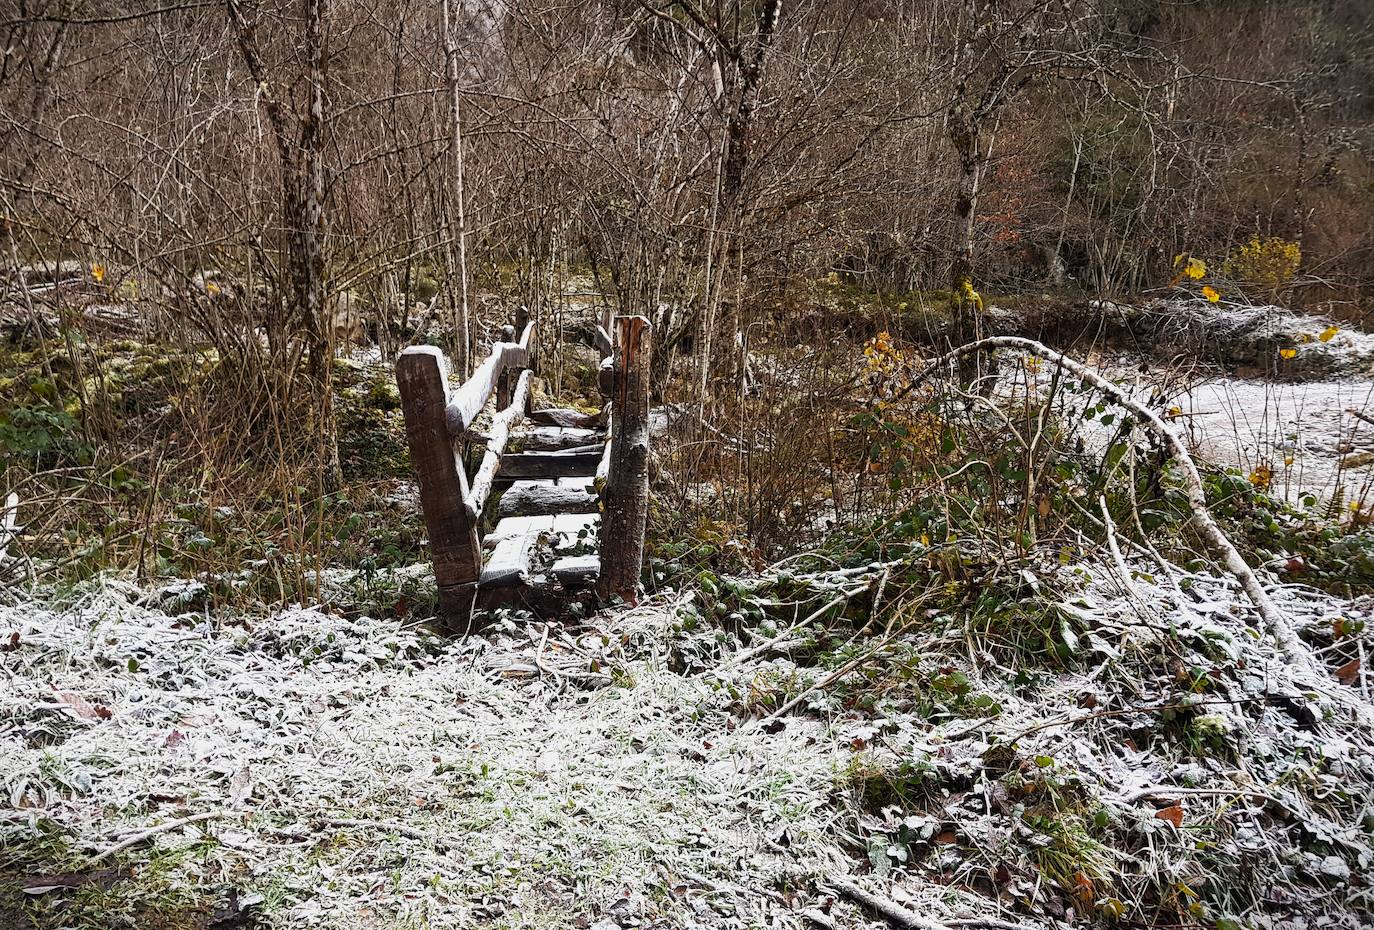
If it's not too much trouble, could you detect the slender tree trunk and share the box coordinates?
[698,0,784,406]
[301,0,339,488]
[441,0,472,377]
[948,110,983,386]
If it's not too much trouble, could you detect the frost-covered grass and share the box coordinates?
[3,554,1373,930]
[0,582,858,929]
[808,560,1374,928]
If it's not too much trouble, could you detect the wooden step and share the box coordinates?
[482,512,597,550]
[497,478,597,518]
[511,426,600,452]
[478,511,600,596]
[528,407,597,428]
[499,448,601,480]
[551,554,599,590]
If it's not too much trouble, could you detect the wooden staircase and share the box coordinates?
[396,315,651,633]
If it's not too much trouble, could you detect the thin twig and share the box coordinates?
[83,811,224,867]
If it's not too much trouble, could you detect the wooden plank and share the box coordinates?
[528,407,596,428]
[551,554,599,590]
[597,316,652,603]
[479,530,537,589]
[396,346,483,632]
[466,369,532,520]
[550,511,599,540]
[483,515,554,547]
[512,426,598,452]
[498,480,598,518]
[498,450,601,480]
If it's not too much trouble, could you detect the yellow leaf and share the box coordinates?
[206,281,222,296]
[1279,347,1297,360]
[1201,285,1220,302]
[1167,405,1182,418]
[1185,257,1206,280]
[90,263,105,284]
[1320,325,1339,342]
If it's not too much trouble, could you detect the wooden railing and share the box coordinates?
[396,314,652,631]
[396,321,536,630]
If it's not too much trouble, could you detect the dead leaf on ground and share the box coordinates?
[1335,657,1361,686]
[52,688,111,721]
[1156,803,1184,827]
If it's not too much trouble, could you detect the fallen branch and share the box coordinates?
[924,336,1318,677]
[83,811,224,867]
[324,817,426,840]
[829,877,1034,930]
[1123,785,1299,818]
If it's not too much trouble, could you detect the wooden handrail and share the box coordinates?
[444,321,536,435]
[466,369,532,521]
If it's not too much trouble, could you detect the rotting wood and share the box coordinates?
[499,449,601,480]
[597,315,652,603]
[397,346,483,632]
[528,407,597,428]
[513,425,599,452]
[499,480,598,518]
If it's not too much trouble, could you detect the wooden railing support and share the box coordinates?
[597,315,652,603]
[396,346,483,633]
[495,324,516,410]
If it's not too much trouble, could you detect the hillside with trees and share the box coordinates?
[3,2,1374,929]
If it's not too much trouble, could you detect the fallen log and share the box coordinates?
[923,336,1317,677]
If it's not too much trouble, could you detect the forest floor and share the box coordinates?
[4,292,1374,929]
[3,552,1372,930]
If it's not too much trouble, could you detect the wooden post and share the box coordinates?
[495,324,516,410]
[597,316,652,603]
[396,346,483,633]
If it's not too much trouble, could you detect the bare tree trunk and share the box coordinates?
[947,110,983,386]
[698,0,784,405]
[228,0,339,487]
[301,0,339,489]
[442,0,472,377]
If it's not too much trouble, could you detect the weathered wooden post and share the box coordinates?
[597,315,652,603]
[396,346,483,632]
[495,324,516,410]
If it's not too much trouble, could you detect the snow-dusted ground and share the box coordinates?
[998,357,1374,504]
[3,556,1373,929]
[1169,377,1374,500]
[1,584,851,929]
